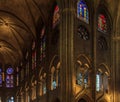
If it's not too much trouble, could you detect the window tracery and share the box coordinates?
[98,36,108,50]
[77,25,89,40]
[76,61,90,88]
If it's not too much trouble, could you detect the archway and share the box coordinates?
[52,97,60,102]
[78,98,87,102]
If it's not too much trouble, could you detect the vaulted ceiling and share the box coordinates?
[0,0,53,66]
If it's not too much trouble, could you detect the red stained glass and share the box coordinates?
[53,5,60,28]
[98,14,107,32]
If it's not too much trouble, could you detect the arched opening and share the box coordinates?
[96,63,110,94]
[52,97,60,102]
[76,54,91,88]
[49,55,60,90]
[38,68,47,96]
[78,98,87,102]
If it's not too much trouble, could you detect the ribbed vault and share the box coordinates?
[0,0,53,66]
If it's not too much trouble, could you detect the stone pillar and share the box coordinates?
[60,1,75,102]
[112,34,120,102]
[112,3,120,101]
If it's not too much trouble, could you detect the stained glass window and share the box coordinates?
[76,73,83,85]
[32,41,36,69]
[96,74,100,91]
[43,82,46,94]
[7,96,14,102]
[40,27,46,62]
[0,68,2,87]
[84,72,88,88]
[76,61,89,88]
[77,25,89,40]
[52,80,56,89]
[6,67,14,88]
[53,5,60,28]
[98,14,107,33]
[98,36,108,50]
[52,74,57,89]
[96,72,102,92]
[77,0,89,23]
[76,72,88,87]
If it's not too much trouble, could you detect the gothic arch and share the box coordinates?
[78,98,87,102]
[98,98,108,102]
[76,94,92,102]
[97,63,111,76]
[97,2,113,33]
[76,54,91,66]
[49,55,60,71]
[96,63,111,94]
[38,67,44,79]
[31,75,35,85]
[49,55,60,90]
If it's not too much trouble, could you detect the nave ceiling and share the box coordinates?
[0,0,53,67]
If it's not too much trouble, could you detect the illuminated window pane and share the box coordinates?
[8,97,14,102]
[40,27,46,62]
[53,5,60,28]
[43,83,46,94]
[84,73,88,88]
[77,0,89,23]
[6,67,14,88]
[52,80,57,89]
[96,74,100,91]
[52,71,57,89]
[76,73,83,85]
[98,14,107,33]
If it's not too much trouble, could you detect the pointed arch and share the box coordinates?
[97,4,112,34]
[49,55,60,71]
[76,94,93,102]
[52,3,60,28]
[97,63,111,76]
[75,54,91,88]
[96,63,110,93]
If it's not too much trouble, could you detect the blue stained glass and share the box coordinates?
[77,0,89,23]
[52,81,57,89]
[0,68,2,73]
[6,68,14,88]
[7,68,14,74]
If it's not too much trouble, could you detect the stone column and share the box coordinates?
[112,3,120,101]
[112,33,120,102]
[60,0,75,102]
